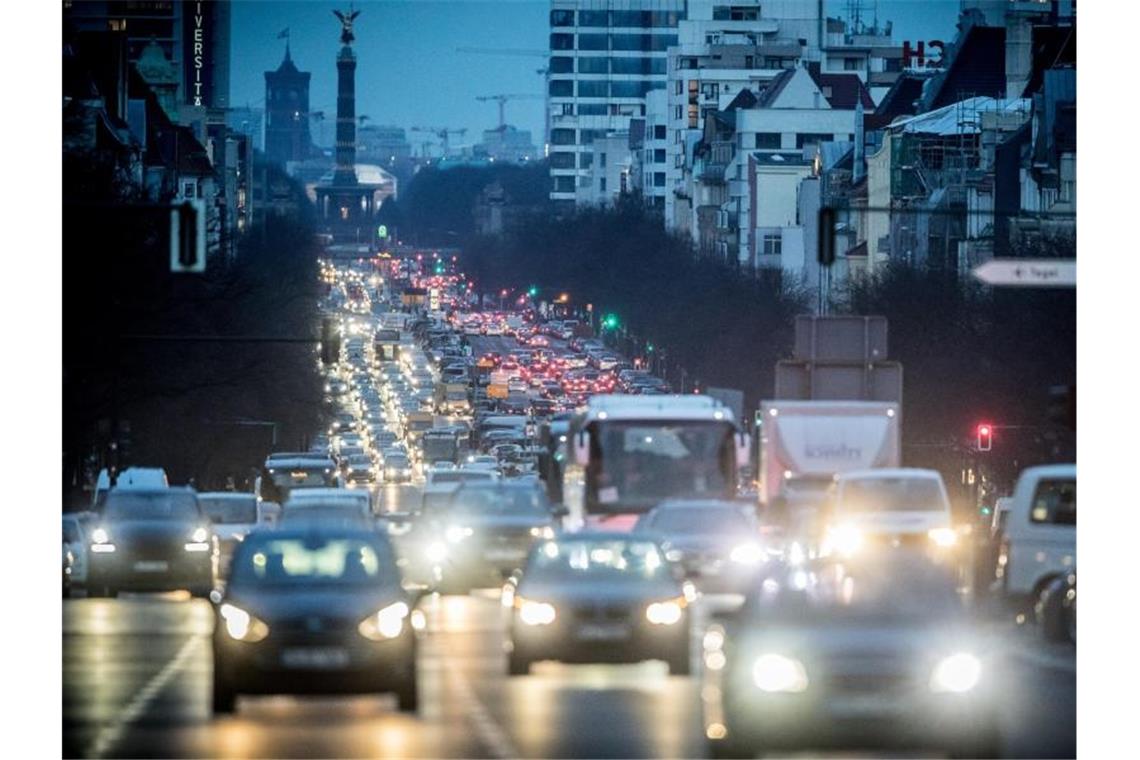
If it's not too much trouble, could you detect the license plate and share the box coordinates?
[577,623,630,641]
[281,647,350,669]
[827,694,903,718]
[133,561,169,572]
[484,548,525,561]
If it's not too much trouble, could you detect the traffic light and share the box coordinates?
[976,423,993,452]
[602,313,619,330]
[528,285,539,297]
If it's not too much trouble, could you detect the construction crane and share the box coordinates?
[458,48,552,146]
[475,94,544,131]
[410,126,468,158]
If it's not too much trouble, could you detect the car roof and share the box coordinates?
[836,468,945,482]
[265,457,336,469]
[198,492,256,501]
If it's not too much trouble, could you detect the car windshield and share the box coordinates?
[279,508,371,527]
[1030,478,1076,525]
[592,421,732,508]
[231,537,394,587]
[199,497,257,524]
[452,487,548,515]
[647,506,752,535]
[528,540,669,583]
[838,477,946,512]
[104,492,199,521]
[268,467,336,488]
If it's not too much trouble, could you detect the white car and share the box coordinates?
[825,468,957,557]
[996,464,1075,612]
[198,493,262,575]
[285,488,372,518]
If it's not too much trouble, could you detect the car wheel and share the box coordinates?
[1037,585,1067,642]
[507,650,531,677]
[395,671,418,713]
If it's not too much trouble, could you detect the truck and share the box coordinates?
[434,382,470,415]
[403,411,436,446]
[757,400,900,508]
[373,328,402,362]
[558,395,751,532]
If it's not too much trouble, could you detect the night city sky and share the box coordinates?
[231,0,962,154]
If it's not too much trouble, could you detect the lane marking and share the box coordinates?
[447,663,519,759]
[88,635,204,759]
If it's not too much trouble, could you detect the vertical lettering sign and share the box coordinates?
[184,1,213,106]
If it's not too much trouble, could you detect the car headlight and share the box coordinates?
[515,597,557,626]
[529,525,555,540]
[358,600,410,640]
[729,542,765,565]
[425,541,448,563]
[930,652,981,693]
[645,597,686,625]
[91,527,110,544]
[219,603,269,642]
[928,527,958,548]
[752,653,809,693]
[191,526,209,543]
[825,524,863,557]
[446,525,474,543]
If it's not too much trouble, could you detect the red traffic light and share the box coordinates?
[976,423,993,451]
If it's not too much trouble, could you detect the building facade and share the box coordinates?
[264,43,313,166]
[547,0,685,210]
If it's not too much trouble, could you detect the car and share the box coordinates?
[506,532,693,676]
[420,482,562,594]
[285,488,372,518]
[634,500,767,594]
[996,464,1076,616]
[197,493,260,578]
[344,453,377,485]
[277,505,377,530]
[702,551,1001,759]
[383,454,413,483]
[63,514,92,592]
[1036,570,1076,643]
[86,488,217,598]
[63,539,74,598]
[210,526,421,714]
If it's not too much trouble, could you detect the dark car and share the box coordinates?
[86,487,217,598]
[635,500,767,594]
[422,481,561,594]
[211,526,420,714]
[507,532,693,676]
[702,550,1001,759]
[1036,570,1076,643]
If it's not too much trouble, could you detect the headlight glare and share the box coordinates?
[826,524,863,556]
[425,541,448,563]
[930,652,981,693]
[729,542,765,565]
[516,598,556,626]
[191,526,209,543]
[928,527,958,548]
[220,603,269,642]
[530,525,555,539]
[446,525,474,543]
[646,598,685,625]
[92,527,110,544]
[752,653,809,693]
[359,600,410,640]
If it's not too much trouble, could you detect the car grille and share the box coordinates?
[572,603,633,623]
[121,537,184,560]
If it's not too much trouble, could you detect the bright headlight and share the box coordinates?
[529,525,555,540]
[826,524,863,557]
[425,541,448,563]
[930,653,981,693]
[446,525,474,543]
[646,598,685,625]
[91,527,110,544]
[358,600,410,640]
[928,527,958,548]
[729,542,765,565]
[516,598,556,626]
[219,603,269,642]
[752,653,809,693]
[191,526,209,543]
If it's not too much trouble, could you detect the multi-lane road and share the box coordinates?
[64,481,1074,759]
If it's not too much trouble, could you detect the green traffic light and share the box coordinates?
[528,286,538,297]
[602,313,619,330]
[646,343,654,352]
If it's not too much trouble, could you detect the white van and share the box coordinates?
[826,468,956,557]
[92,467,169,509]
[996,464,1076,610]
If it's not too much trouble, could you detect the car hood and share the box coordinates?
[226,586,405,623]
[841,510,950,534]
[518,579,681,606]
[104,519,201,542]
[659,534,740,554]
[453,514,553,532]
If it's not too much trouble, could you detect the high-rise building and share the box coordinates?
[63,0,232,111]
[264,42,313,165]
[547,0,686,210]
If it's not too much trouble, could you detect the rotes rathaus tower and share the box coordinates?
[332,7,359,186]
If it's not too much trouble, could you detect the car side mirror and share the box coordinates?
[573,430,590,465]
[734,431,752,469]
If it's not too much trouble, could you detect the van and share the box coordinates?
[92,467,169,509]
[826,468,955,557]
[996,464,1076,611]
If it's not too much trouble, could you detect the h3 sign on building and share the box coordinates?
[972,259,1076,288]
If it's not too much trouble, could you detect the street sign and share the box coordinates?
[972,259,1075,288]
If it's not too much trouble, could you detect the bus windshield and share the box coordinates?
[589,421,733,512]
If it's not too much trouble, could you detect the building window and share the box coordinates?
[612,81,653,98]
[550,33,574,50]
[550,56,573,73]
[745,55,754,69]
[561,103,574,116]
[654,125,667,140]
[551,128,576,145]
[763,233,782,256]
[688,104,699,128]
[578,57,609,74]
[581,153,593,169]
[340,206,350,220]
[675,80,683,96]
[579,10,609,26]
[796,133,832,149]
[578,33,608,50]
[550,9,574,26]
[654,172,666,187]
[702,83,719,100]
[579,129,606,145]
[654,148,666,163]
[182,181,196,199]
[844,57,862,71]
[674,105,683,120]
[600,152,607,168]
[579,103,608,115]
[600,177,607,193]
[578,80,609,98]
[553,176,576,193]
[612,57,663,75]
[754,133,781,150]
[549,79,573,97]
[550,151,576,169]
